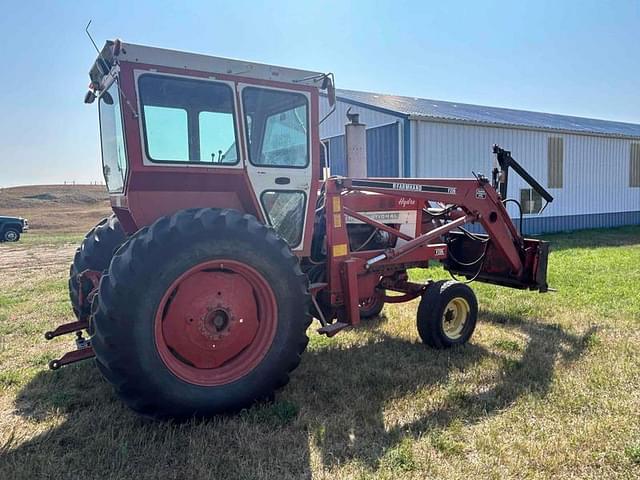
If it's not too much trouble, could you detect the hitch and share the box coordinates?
[45,269,100,369]
[44,319,88,340]
[44,318,96,370]
[48,331,95,370]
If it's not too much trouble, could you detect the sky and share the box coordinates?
[0,0,638,187]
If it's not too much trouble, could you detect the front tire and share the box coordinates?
[90,208,311,419]
[416,280,478,349]
[359,290,385,319]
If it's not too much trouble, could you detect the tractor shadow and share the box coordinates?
[2,313,594,479]
[300,313,595,470]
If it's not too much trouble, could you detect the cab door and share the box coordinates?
[239,84,313,251]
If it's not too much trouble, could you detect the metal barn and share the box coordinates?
[320,89,640,234]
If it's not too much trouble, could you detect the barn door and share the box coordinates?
[366,122,400,177]
[322,122,400,177]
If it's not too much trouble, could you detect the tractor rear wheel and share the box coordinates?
[69,215,126,318]
[90,208,311,419]
[416,280,478,349]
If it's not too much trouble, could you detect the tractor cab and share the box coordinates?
[87,40,333,252]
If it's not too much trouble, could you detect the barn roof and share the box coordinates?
[336,88,640,139]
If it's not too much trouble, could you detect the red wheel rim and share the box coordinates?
[154,259,278,386]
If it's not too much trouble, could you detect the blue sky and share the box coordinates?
[1,0,638,187]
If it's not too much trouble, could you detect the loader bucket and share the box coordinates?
[444,232,550,292]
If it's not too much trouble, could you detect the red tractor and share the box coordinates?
[46,40,553,419]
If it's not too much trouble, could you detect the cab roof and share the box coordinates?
[90,40,326,89]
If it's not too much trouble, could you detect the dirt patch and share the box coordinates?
[0,244,75,275]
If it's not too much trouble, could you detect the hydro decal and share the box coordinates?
[398,197,416,207]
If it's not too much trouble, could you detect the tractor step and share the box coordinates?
[317,321,349,337]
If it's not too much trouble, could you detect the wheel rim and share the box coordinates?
[154,259,278,386]
[5,231,17,241]
[441,297,470,340]
[359,295,380,310]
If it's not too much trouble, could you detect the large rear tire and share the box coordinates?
[69,215,126,318]
[90,208,311,419]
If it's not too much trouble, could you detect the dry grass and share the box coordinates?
[0,220,639,478]
[0,184,110,233]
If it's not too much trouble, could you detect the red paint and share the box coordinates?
[112,60,320,255]
[154,259,278,386]
[101,48,547,339]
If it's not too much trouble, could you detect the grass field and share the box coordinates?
[0,205,639,478]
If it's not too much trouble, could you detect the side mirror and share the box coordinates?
[321,73,336,107]
[318,73,337,126]
[327,81,336,107]
[84,90,96,104]
[100,91,114,105]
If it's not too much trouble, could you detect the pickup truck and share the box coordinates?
[0,216,29,242]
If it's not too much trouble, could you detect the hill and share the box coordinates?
[0,185,111,233]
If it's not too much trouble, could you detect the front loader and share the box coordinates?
[45,40,553,419]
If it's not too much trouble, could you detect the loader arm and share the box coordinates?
[341,176,525,274]
[320,172,550,329]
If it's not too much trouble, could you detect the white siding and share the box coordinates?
[319,98,402,139]
[410,120,640,218]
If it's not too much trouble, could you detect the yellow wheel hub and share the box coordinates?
[441,297,470,339]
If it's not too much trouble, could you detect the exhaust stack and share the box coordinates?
[346,110,367,178]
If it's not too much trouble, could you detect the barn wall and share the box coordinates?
[410,120,640,233]
[323,122,401,176]
[319,97,404,177]
[319,97,402,139]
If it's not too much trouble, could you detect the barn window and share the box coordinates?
[547,137,563,188]
[520,188,543,214]
[630,143,640,188]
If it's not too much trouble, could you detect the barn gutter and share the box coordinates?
[406,114,640,141]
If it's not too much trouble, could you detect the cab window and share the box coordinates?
[241,88,309,168]
[98,81,127,193]
[138,75,239,164]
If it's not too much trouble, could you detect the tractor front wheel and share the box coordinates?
[90,208,311,419]
[416,280,478,349]
[359,291,385,319]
